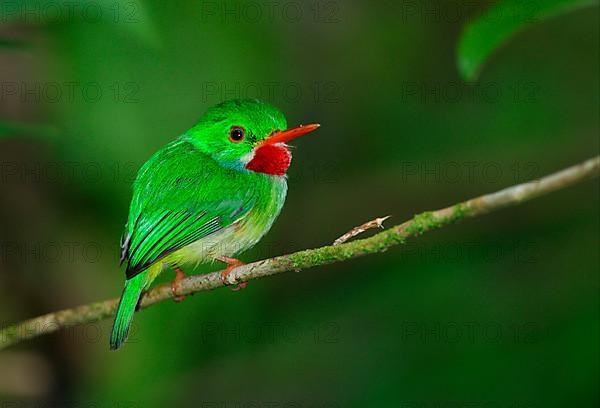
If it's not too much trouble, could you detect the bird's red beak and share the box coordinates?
[264,123,320,145]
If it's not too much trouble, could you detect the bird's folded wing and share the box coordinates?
[124,203,251,279]
[120,139,257,279]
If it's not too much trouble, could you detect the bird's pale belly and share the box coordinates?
[173,216,265,266]
[158,176,286,274]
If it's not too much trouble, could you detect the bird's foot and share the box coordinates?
[216,256,247,291]
[170,267,187,302]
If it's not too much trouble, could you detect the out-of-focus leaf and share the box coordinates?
[457,0,599,81]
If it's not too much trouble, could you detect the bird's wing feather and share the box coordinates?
[122,139,257,279]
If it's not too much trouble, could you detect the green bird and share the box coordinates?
[110,99,320,350]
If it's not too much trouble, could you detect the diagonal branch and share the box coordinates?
[1,156,598,350]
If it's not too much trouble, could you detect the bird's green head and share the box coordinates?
[186,99,319,176]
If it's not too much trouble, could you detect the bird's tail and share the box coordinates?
[110,273,145,350]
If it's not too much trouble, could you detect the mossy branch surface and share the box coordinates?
[1,156,598,350]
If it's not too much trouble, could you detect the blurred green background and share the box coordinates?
[1,0,598,406]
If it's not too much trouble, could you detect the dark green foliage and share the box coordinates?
[458,0,599,80]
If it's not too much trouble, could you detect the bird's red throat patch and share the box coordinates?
[245,144,291,176]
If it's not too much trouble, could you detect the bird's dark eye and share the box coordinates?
[228,126,246,143]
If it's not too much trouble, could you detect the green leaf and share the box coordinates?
[457,0,599,81]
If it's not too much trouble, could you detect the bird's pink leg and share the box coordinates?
[215,256,247,291]
[170,267,187,302]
